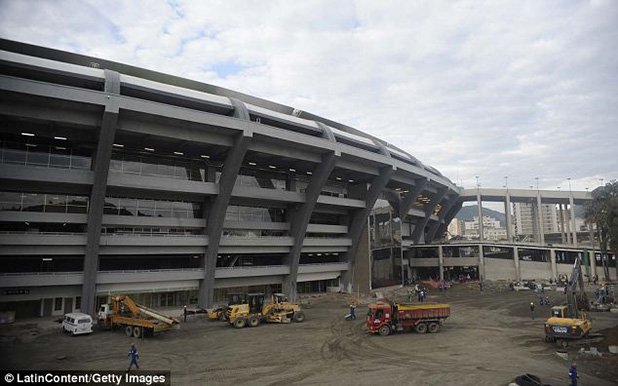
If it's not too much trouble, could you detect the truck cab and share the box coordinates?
[367,302,393,335]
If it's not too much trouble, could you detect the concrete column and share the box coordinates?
[535,193,545,244]
[559,204,566,244]
[81,70,120,316]
[550,248,557,281]
[478,244,485,281]
[342,166,394,292]
[426,192,456,242]
[435,200,463,240]
[562,203,571,244]
[199,97,252,308]
[282,152,337,301]
[505,193,513,242]
[476,190,484,242]
[411,187,448,244]
[513,246,521,281]
[590,248,597,277]
[569,196,578,247]
[438,245,444,282]
[398,178,428,220]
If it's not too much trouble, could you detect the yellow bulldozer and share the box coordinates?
[544,256,592,347]
[226,293,305,328]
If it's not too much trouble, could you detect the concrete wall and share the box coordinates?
[484,258,517,281]
[520,261,553,281]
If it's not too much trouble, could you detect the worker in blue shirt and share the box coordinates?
[128,343,140,371]
[569,362,578,386]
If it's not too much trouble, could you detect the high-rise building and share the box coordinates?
[513,202,559,237]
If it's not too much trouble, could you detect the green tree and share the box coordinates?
[584,180,618,281]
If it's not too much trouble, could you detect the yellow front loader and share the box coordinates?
[226,293,305,328]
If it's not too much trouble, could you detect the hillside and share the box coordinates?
[455,205,505,226]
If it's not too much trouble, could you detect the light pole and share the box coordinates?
[504,176,508,190]
[535,176,539,190]
[599,178,604,187]
[567,177,572,192]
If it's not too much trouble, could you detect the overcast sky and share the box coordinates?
[1,0,616,192]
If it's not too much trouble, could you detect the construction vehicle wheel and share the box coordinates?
[378,325,391,336]
[415,323,428,334]
[248,315,260,327]
[132,326,142,338]
[219,312,226,322]
[233,318,246,329]
[125,326,133,337]
[428,323,439,333]
[293,311,306,323]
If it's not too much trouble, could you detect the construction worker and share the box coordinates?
[349,301,357,320]
[568,362,578,386]
[128,343,140,371]
[530,302,535,320]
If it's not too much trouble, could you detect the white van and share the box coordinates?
[62,312,93,335]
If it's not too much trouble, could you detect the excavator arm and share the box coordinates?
[566,257,589,318]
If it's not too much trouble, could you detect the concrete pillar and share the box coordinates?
[478,244,485,281]
[559,204,566,244]
[342,166,394,292]
[505,193,513,242]
[550,248,557,281]
[438,245,444,282]
[282,152,337,301]
[562,203,571,244]
[513,246,521,281]
[569,196,578,247]
[412,187,448,244]
[535,193,545,244]
[477,191,484,241]
[81,69,120,316]
[590,248,597,277]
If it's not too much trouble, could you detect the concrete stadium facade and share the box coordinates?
[0,40,460,317]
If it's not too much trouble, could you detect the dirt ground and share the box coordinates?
[1,283,617,386]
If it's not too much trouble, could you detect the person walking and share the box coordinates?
[128,343,140,371]
[568,362,578,386]
[530,302,535,320]
[183,305,187,322]
[349,302,357,320]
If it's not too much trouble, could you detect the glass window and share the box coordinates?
[141,161,159,176]
[123,154,142,174]
[0,192,23,211]
[104,197,119,215]
[75,296,81,309]
[118,198,137,216]
[67,195,88,213]
[45,194,67,213]
[26,145,50,166]
[155,200,172,217]
[137,199,154,217]
[49,147,71,168]
[109,156,123,172]
[22,193,45,212]
[54,297,63,311]
[175,161,191,180]
[3,142,27,165]
[157,159,175,177]
[71,152,91,170]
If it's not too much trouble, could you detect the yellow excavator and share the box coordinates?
[544,256,591,347]
[226,293,305,328]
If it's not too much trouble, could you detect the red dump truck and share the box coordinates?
[367,300,450,336]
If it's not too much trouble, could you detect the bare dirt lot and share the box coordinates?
[1,284,617,386]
